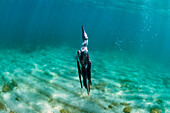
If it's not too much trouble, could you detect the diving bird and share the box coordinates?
[77,26,91,95]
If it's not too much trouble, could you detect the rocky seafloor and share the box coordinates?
[0,46,169,113]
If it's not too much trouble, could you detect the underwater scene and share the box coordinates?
[0,0,170,113]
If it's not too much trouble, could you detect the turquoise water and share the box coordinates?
[0,0,170,113]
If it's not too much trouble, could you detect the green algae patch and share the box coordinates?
[150,108,162,113]
[123,106,131,113]
[104,107,108,110]
[97,82,107,87]
[95,82,107,92]
[0,102,7,111]
[9,110,15,113]
[2,84,10,93]
[95,85,105,92]
[108,105,114,109]
[60,109,69,113]
[120,102,131,106]
[111,102,118,106]
[90,85,95,90]
[48,98,54,103]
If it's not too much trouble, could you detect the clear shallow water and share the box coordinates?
[0,46,169,113]
[0,0,170,113]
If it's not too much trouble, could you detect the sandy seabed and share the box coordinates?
[0,46,169,113]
